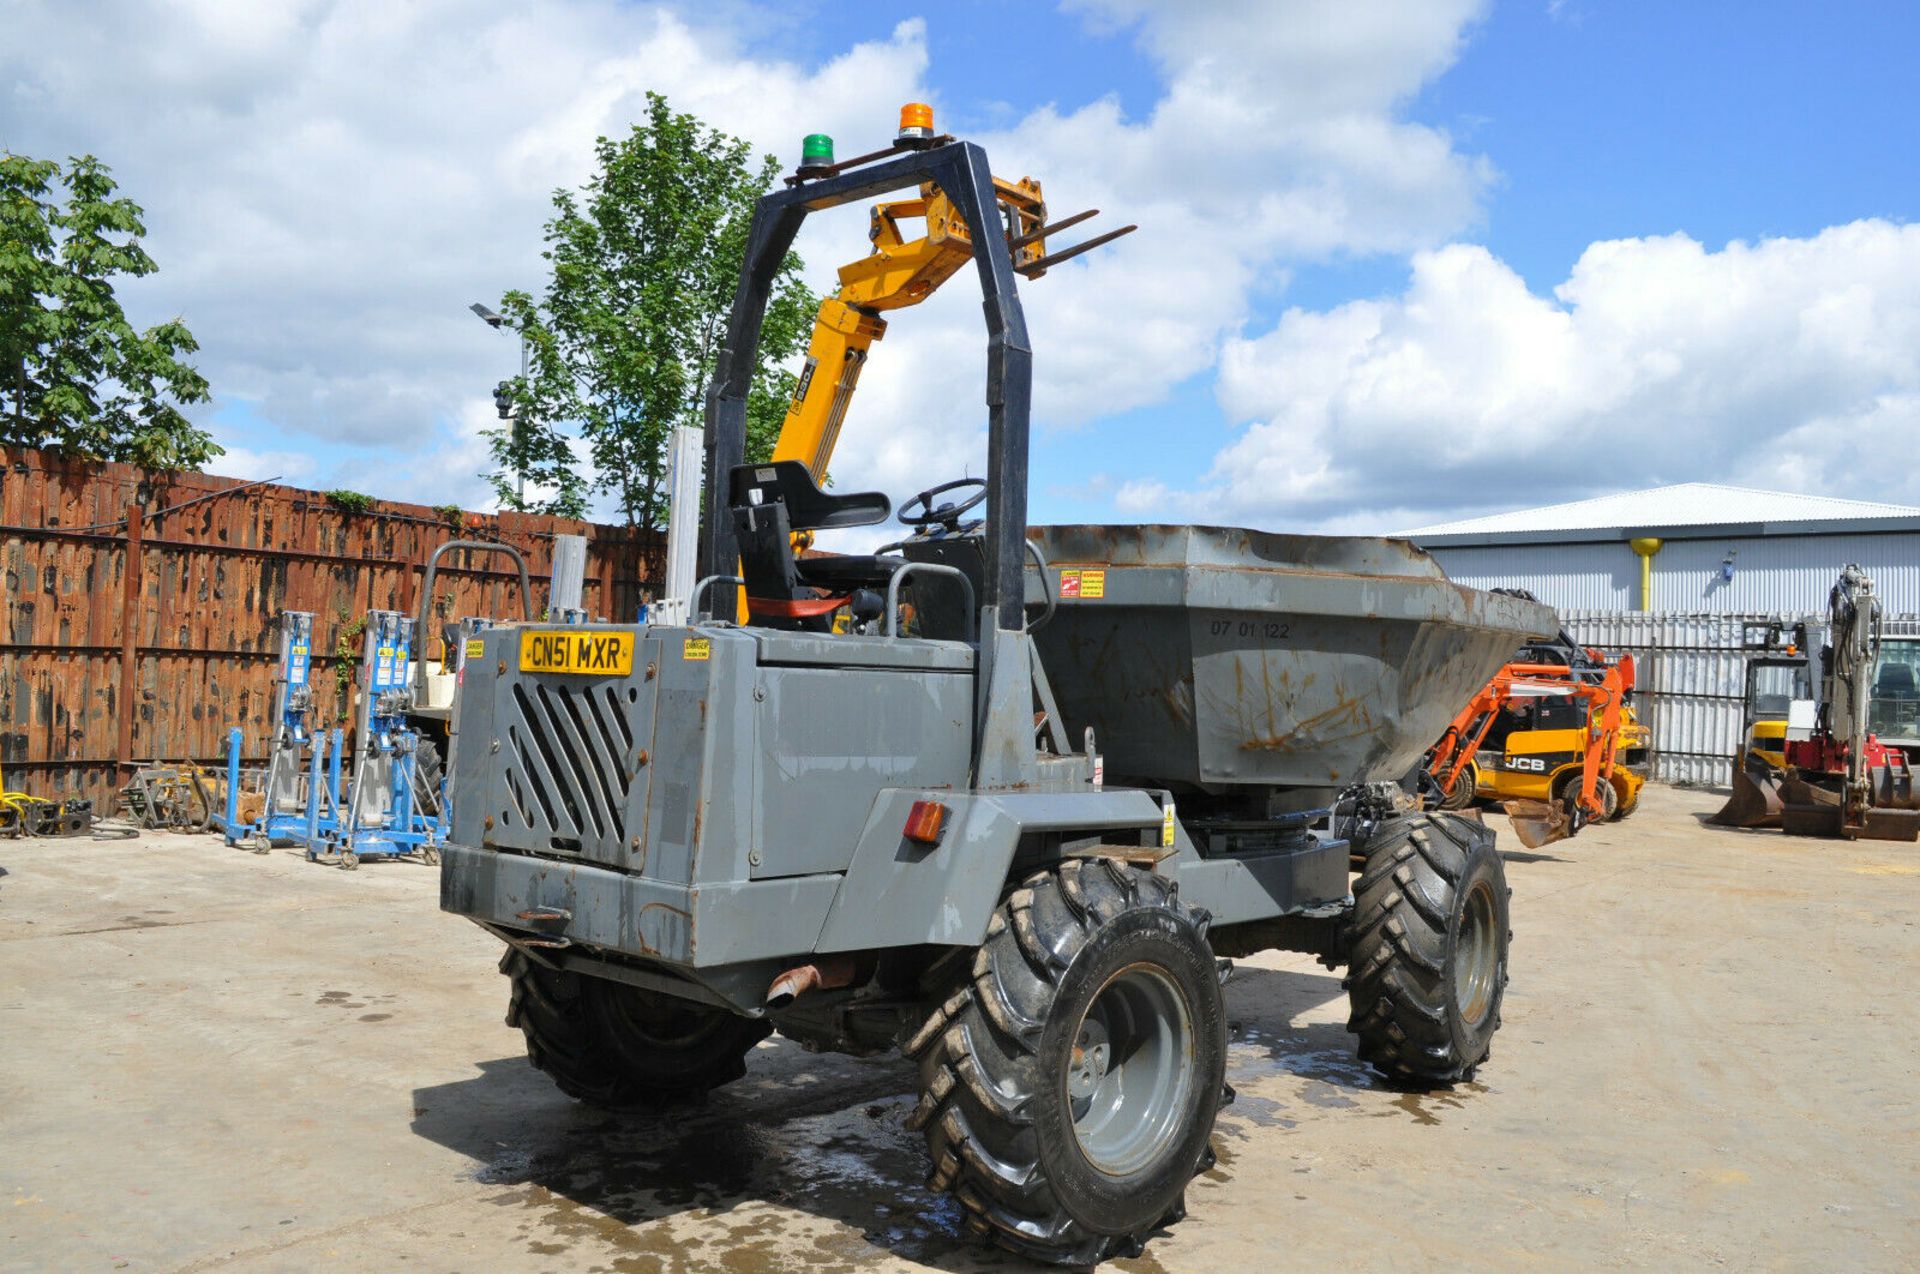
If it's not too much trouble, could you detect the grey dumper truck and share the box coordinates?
[439,134,1557,1265]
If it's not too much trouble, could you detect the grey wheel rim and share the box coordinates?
[1454,879,1499,1026]
[1067,962,1196,1177]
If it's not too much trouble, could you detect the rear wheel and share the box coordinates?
[412,738,445,816]
[1345,813,1510,1085]
[1437,761,1479,811]
[501,949,770,1106]
[1608,775,1640,821]
[906,860,1227,1266]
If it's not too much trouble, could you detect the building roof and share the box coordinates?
[1401,483,1920,547]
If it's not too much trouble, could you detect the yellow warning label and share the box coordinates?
[683,637,712,662]
[464,638,486,660]
[1161,801,1177,848]
[1059,568,1107,600]
[290,644,308,656]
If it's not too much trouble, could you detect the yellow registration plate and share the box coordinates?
[518,630,635,676]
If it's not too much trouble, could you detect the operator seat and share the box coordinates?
[1878,663,1917,699]
[728,461,904,631]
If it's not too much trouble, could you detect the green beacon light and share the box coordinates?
[798,133,835,178]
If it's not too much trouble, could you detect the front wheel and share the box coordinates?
[1345,812,1510,1085]
[1553,770,1618,823]
[906,860,1226,1266]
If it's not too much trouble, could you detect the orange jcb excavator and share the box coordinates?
[1424,658,1633,848]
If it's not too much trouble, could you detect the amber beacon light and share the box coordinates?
[896,102,936,146]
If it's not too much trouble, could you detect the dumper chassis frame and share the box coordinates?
[439,132,1521,1266]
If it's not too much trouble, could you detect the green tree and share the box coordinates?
[0,152,217,468]
[486,93,816,524]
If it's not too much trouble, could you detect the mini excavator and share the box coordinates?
[1424,657,1634,848]
[1712,565,1919,841]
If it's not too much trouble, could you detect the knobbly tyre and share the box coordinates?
[438,113,1557,1264]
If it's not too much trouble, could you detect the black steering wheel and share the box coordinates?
[898,477,987,529]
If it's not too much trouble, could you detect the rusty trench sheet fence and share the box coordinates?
[1561,609,1920,786]
[1,446,662,812]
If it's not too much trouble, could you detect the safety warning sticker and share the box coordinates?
[1058,569,1106,599]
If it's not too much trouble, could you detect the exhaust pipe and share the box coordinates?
[765,954,861,1008]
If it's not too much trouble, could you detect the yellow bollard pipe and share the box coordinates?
[1629,537,1663,610]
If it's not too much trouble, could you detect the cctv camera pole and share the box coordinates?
[514,335,527,504]
[470,302,530,505]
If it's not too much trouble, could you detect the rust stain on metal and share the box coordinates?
[1238,691,1376,754]
[633,900,694,958]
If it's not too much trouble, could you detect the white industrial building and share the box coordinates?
[1403,484,1920,615]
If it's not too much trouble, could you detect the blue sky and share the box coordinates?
[6,1,1918,534]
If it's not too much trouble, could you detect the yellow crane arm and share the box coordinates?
[771,296,888,478]
[772,179,1052,492]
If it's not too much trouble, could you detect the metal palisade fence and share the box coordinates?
[1560,609,1920,786]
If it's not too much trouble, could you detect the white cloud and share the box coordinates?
[3,0,1496,523]
[1166,219,1920,529]
[819,0,1497,506]
[1,0,931,509]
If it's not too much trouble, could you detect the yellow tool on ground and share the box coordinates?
[0,762,94,837]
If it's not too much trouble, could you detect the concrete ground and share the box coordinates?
[2,783,1916,1272]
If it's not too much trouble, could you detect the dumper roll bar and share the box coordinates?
[699,140,1033,631]
[413,540,535,693]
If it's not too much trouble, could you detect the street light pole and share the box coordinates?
[470,302,530,505]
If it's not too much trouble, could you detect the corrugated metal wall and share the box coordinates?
[1,446,663,812]
[1559,609,1920,786]
[1430,533,1920,614]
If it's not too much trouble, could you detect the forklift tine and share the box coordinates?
[1008,207,1100,251]
[1017,224,1138,276]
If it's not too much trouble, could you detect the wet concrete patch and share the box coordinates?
[1222,1008,1493,1133]
[413,1050,1005,1270]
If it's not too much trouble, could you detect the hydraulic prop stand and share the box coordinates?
[308,610,443,869]
[222,611,318,851]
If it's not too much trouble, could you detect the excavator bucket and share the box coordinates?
[1777,771,1920,842]
[1778,774,1844,839]
[1708,766,1785,829]
[1503,798,1570,849]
